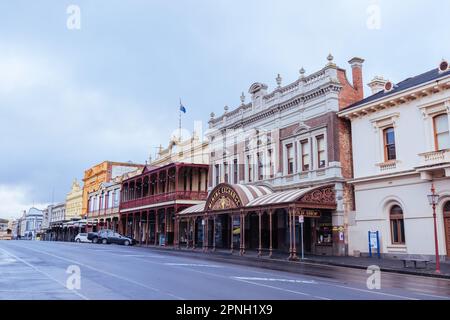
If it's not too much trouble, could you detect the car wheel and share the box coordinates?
[123,240,130,246]
[76,239,81,243]
[92,237,98,243]
[101,238,108,245]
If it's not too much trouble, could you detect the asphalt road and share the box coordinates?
[0,240,449,300]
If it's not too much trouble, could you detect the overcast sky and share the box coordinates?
[1,0,449,219]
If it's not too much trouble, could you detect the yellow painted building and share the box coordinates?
[82,161,144,216]
[65,179,83,219]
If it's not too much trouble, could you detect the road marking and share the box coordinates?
[0,247,89,300]
[232,277,329,300]
[233,276,316,284]
[329,284,418,300]
[164,263,222,268]
[415,292,450,300]
[7,242,184,300]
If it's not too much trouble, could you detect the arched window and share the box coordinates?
[390,205,405,244]
[384,127,396,161]
[434,114,450,150]
[444,201,450,215]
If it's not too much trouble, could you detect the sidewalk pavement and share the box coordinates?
[137,244,450,279]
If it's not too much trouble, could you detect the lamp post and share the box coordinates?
[427,183,441,273]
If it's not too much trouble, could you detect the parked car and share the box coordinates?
[100,231,136,246]
[74,233,90,243]
[87,229,113,243]
[87,229,136,246]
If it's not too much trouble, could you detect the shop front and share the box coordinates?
[177,183,338,258]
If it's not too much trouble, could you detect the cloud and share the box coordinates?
[0,184,48,219]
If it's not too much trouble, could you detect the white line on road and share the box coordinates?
[7,243,184,300]
[232,277,329,300]
[233,277,316,284]
[164,263,222,268]
[0,247,89,300]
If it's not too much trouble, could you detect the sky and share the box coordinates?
[1,0,450,219]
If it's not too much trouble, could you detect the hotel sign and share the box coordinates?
[295,209,321,218]
[207,185,242,210]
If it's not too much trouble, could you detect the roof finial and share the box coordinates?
[240,92,245,105]
[327,53,334,63]
[224,105,229,113]
[299,67,305,79]
[276,74,282,88]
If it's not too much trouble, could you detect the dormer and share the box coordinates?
[248,82,268,110]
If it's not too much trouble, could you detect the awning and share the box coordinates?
[178,202,206,215]
[246,187,314,207]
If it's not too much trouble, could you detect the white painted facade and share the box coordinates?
[340,65,450,260]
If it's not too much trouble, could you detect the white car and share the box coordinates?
[74,233,90,243]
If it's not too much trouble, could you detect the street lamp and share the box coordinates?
[427,183,441,273]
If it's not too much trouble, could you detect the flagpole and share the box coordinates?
[179,98,182,141]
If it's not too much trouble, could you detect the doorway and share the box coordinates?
[444,201,450,257]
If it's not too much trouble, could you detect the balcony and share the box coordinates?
[418,149,450,167]
[376,160,398,172]
[120,191,208,210]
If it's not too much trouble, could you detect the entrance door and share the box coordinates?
[444,201,450,257]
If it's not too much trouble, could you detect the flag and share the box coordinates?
[179,101,186,113]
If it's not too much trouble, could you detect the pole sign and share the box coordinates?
[368,231,380,258]
[298,216,304,223]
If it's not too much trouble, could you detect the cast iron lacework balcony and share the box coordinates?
[120,190,208,210]
[418,149,450,166]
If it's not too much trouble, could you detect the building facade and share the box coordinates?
[119,163,209,246]
[177,55,365,257]
[82,161,145,217]
[151,132,209,167]
[339,60,450,260]
[20,208,43,240]
[66,179,83,220]
[47,203,66,241]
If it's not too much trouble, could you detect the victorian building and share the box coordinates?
[176,55,364,258]
[82,161,145,217]
[86,170,141,232]
[151,130,209,167]
[20,208,43,240]
[119,163,209,246]
[339,60,450,261]
[66,179,83,219]
[47,202,66,241]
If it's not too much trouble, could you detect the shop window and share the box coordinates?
[384,127,396,161]
[315,215,332,245]
[390,205,405,244]
[434,114,450,150]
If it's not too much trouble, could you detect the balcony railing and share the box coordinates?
[120,191,208,210]
[418,149,450,167]
[376,160,398,172]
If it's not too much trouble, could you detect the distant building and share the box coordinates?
[66,179,83,219]
[47,202,66,241]
[20,208,44,240]
[82,161,145,217]
[0,219,11,240]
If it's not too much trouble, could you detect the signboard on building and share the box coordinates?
[294,209,321,218]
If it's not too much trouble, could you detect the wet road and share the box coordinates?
[0,240,449,300]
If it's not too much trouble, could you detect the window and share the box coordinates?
[300,139,310,171]
[114,190,120,207]
[434,114,450,150]
[233,159,238,183]
[247,155,252,182]
[286,144,294,174]
[268,149,274,178]
[317,135,326,168]
[390,205,405,244]
[223,162,229,183]
[257,153,263,180]
[215,164,220,185]
[384,127,396,161]
[108,191,113,208]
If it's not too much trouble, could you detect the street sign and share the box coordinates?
[298,216,304,223]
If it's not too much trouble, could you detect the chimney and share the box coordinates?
[348,57,365,99]
[367,76,388,94]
